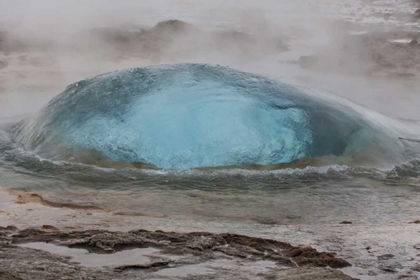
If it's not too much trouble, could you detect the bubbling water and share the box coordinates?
[11,64,417,170]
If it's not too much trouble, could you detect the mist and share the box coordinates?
[2,4,420,278]
[1,0,420,120]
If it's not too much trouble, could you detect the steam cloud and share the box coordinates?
[1,0,420,120]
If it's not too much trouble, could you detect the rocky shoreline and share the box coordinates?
[1,188,420,279]
[0,226,354,280]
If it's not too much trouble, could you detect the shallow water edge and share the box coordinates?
[1,187,420,279]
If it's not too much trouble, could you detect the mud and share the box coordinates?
[0,226,355,280]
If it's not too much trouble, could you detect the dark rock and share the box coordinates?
[41,225,58,230]
[0,225,19,231]
[114,260,170,271]
[0,270,25,280]
[0,227,355,280]
[153,19,195,33]
[408,40,418,46]
[379,265,397,273]
[412,265,420,272]
[377,254,395,260]
[415,9,420,20]
[273,267,357,279]
[285,246,351,268]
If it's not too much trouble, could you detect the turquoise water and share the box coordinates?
[11,64,418,170]
[1,64,420,225]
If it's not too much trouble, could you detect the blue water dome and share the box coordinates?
[14,64,408,170]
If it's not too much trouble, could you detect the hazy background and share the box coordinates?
[1,0,420,120]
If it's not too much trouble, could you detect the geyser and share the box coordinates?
[13,64,410,170]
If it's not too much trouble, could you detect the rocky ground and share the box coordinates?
[0,226,354,280]
[0,188,419,279]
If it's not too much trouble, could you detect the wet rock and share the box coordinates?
[0,242,355,280]
[0,227,354,279]
[273,267,356,279]
[378,254,395,260]
[41,225,59,231]
[0,225,19,231]
[0,226,19,245]
[285,246,350,268]
[0,244,109,280]
[412,264,420,272]
[414,9,420,20]
[409,39,418,46]
[185,234,227,251]
[114,260,170,271]
[379,265,397,273]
